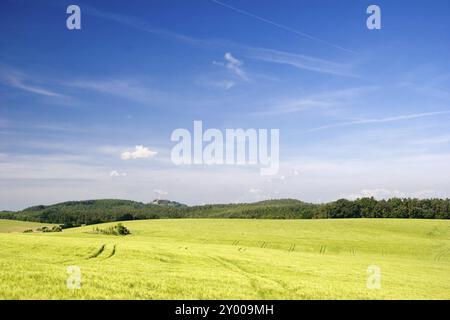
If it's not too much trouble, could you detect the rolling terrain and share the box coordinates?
[0,218,449,299]
[0,219,56,233]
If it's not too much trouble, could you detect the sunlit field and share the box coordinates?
[0,219,56,233]
[0,219,449,299]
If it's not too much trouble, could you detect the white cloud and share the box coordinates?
[249,188,262,194]
[110,170,119,177]
[343,188,440,200]
[224,52,240,66]
[153,189,168,196]
[110,170,127,177]
[121,145,157,160]
[224,52,249,81]
[247,187,272,201]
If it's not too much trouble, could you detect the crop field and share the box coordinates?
[0,219,56,233]
[0,218,449,299]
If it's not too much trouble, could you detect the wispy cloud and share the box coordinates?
[244,47,355,77]
[224,52,249,81]
[210,0,356,54]
[210,52,250,90]
[68,78,162,104]
[256,99,333,116]
[84,5,212,49]
[255,87,376,116]
[412,134,450,145]
[197,78,235,90]
[211,52,249,85]
[399,72,450,101]
[84,5,354,77]
[216,79,235,90]
[308,110,450,132]
[2,70,63,97]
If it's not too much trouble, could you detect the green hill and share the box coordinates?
[1,197,449,227]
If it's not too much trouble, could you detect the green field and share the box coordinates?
[0,219,55,233]
[0,218,449,299]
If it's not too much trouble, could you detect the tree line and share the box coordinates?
[0,197,449,227]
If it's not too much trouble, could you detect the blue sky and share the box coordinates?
[1,0,450,210]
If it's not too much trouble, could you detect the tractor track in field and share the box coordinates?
[434,248,450,262]
[105,244,116,259]
[208,255,288,299]
[231,240,298,253]
[87,244,106,259]
[87,244,117,259]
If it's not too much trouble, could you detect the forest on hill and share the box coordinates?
[0,197,449,227]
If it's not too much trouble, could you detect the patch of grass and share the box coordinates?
[92,223,131,236]
[0,219,449,299]
[0,220,57,233]
[36,226,62,233]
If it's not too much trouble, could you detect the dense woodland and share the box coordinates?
[0,197,449,227]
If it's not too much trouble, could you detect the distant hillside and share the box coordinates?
[0,197,449,226]
[0,198,316,226]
